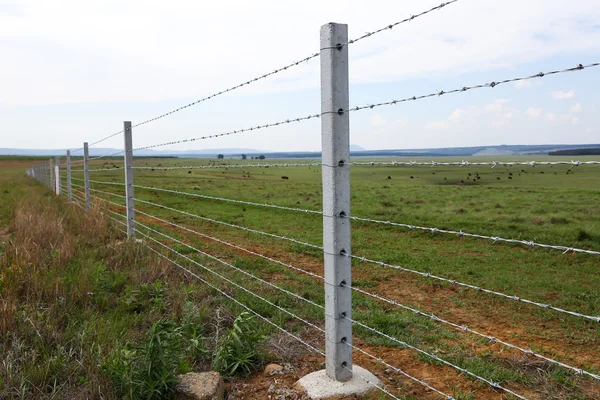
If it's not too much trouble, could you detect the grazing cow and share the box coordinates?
[188,171,192,174]
[497,177,501,180]
[281,176,289,180]
[387,176,392,180]
[410,176,414,179]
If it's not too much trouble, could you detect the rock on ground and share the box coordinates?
[174,372,224,400]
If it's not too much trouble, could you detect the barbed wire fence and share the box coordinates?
[26,2,600,399]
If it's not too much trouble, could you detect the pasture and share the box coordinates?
[67,155,600,399]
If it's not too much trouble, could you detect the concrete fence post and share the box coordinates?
[55,156,60,195]
[84,142,91,209]
[320,22,352,382]
[123,121,136,238]
[49,159,54,190]
[66,150,72,201]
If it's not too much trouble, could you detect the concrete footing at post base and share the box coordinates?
[294,366,380,399]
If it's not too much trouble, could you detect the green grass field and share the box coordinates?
[3,155,600,399]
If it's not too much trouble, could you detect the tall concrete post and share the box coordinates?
[83,142,91,209]
[66,150,72,201]
[123,121,136,238]
[49,159,54,190]
[321,22,352,382]
[55,156,60,195]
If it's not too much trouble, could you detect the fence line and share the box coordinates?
[136,211,527,398]
[128,203,598,379]
[26,7,600,397]
[86,186,599,324]
[91,180,600,257]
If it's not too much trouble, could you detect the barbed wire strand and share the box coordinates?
[86,189,600,322]
[342,321,528,399]
[347,216,600,256]
[80,198,443,399]
[353,160,600,168]
[131,207,599,379]
[342,1,459,47]
[344,63,600,114]
[137,224,326,336]
[128,182,599,256]
[138,224,460,399]
[63,1,458,155]
[139,236,326,357]
[131,113,320,153]
[131,162,322,170]
[135,220,326,314]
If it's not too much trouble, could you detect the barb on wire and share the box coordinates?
[131,182,598,256]
[133,208,323,281]
[131,113,320,152]
[134,197,322,251]
[104,193,600,322]
[342,345,451,399]
[132,162,322,170]
[345,316,529,399]
[134,184,321,215]
[344,63,600,114]
[353,160,600,168]
[346,284,600,380]
[137,226,325,335]
[349,215,600,256]
[344,1,459,47]
[63,189,600,381]
[140,236,325,358]
[347,252,600,322]
[137,222,450,399]
[136,219,325,313]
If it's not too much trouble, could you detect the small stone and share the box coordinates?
[264,363,284,376]
[174,372,224,400]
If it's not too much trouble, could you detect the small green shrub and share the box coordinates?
[102,320,182,400]
[213,312,266,378]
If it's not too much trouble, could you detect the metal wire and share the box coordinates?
[347,215,600,256]
[85,187,600,322]
[341,346,452,399]
[131,113,320,152]
[137,226,325,334]
[133,183,321,215]
[135,220,325,315]
[343,1,459,47]
[139,236,326,357]
[134,207,325,282]
[130,182,598,256]
[347,252,600,322]
[345,284,600,380]
[353,160,600,167]
[137,222,459,399]
[345,317,529,399]
[133,197,323,251]
[344,63,600,113]
[132,162,322,170]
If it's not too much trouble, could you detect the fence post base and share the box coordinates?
[295,366,380,399]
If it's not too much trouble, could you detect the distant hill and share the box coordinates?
[549,148,600,156]
[2,143,600,158]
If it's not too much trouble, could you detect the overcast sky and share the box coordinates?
[1,0,599,152]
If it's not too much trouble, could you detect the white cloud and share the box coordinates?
[448,108,466,121]
[484,99,511,113]
[425,121,449,130]
[552,90,575,99]
[526,107,542,118]
[571,117,579,125]
[570,103,583,113]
